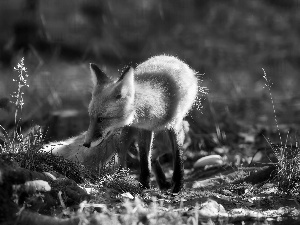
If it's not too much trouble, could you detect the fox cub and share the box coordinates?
[83,55,198,192]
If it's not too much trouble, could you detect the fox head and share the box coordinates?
[83,64,135,148]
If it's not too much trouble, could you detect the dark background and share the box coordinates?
[0,0,300,144]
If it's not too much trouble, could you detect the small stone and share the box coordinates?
[198,199,227,218]
[193,155,223,169]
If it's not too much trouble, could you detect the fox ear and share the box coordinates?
[117,67,134,95]
[118,66,131,82]
[90,63,111,85]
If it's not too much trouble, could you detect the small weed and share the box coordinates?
[262,68,300,195]
[272,143,300,194]
[0,58,44,167]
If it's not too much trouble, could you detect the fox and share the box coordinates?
[83,55,198,193]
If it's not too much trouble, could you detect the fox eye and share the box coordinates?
[97,117,104,123]
[116,94,122,99]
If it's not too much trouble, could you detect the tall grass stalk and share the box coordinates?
[12,57,29,125]
[262,68,282,146]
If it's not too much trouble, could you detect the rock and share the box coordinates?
[193,155,223,169]
[198,199,227,218]
[23,180,51,192]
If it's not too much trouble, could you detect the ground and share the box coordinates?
[1,112,300,224]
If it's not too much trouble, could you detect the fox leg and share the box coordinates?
[138,129,153,189]
[118,127,138,168]
[168,124,185,193]
[151,132,171,190]
[151,158,172,190]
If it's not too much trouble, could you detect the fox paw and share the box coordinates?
[158,181,172,191]
[140,181,150,190]
[171,183,183,193]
